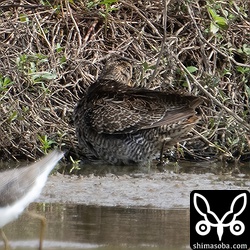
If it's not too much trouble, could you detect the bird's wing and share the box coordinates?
[86,90,202,134]
[0,151,63,206]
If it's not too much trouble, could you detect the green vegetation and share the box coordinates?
[0,75,13,93]
[16,54,57,83]
[38,135,56,154]
[0,0,249,166]
[69,156,81,174]
[87,0,119,36]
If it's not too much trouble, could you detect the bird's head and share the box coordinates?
[99,58,133,85]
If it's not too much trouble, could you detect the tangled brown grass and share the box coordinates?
[0,0,249,164]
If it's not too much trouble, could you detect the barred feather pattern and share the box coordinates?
[74,59,202,166]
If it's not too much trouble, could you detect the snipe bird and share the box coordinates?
[0,150,64,250]
[74,58,202,166]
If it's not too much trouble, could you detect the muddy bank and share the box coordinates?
[38,171,250,209]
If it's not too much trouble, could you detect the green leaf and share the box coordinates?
[214,15,227,27]
[210,22,219,34]
[142,62,155,71]
[40,72,57,80]
[19,13,29,23]
[60,56,67,64]
[242,44,250,55]
[99,11,106,18]
[207,7,228,29]
[99,0,118,4]
[3,76,12,85]
[87,1,96,8]
[38,134,56,153]
[9,111,18,122]
[56,43,63,53]
[186,66,198,73]
[182,82,189,87]
[208,7,217,20]
[29,72,57,80]
[236,66,250,74]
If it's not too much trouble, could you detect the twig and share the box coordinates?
[0,4,50,9]
[187,4,250,68]
[191,129,231,156]
[150,0,170,82]
[175,57,250,131]
[120,0,162,37]
[65,1,82,56]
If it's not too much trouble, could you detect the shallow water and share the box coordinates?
[1,160,250,249]
[36,161,250,209]
[1,204,189,250]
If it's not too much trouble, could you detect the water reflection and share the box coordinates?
[2,204,189,250]
[2,158,250,177]
[60,160,250,177]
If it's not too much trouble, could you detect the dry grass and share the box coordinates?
[0,0,249,163]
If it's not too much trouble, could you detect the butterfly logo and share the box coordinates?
[193,193,247,241]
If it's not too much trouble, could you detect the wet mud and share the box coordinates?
[39,165,250,209]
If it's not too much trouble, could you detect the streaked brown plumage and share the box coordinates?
[74,59,203,166]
